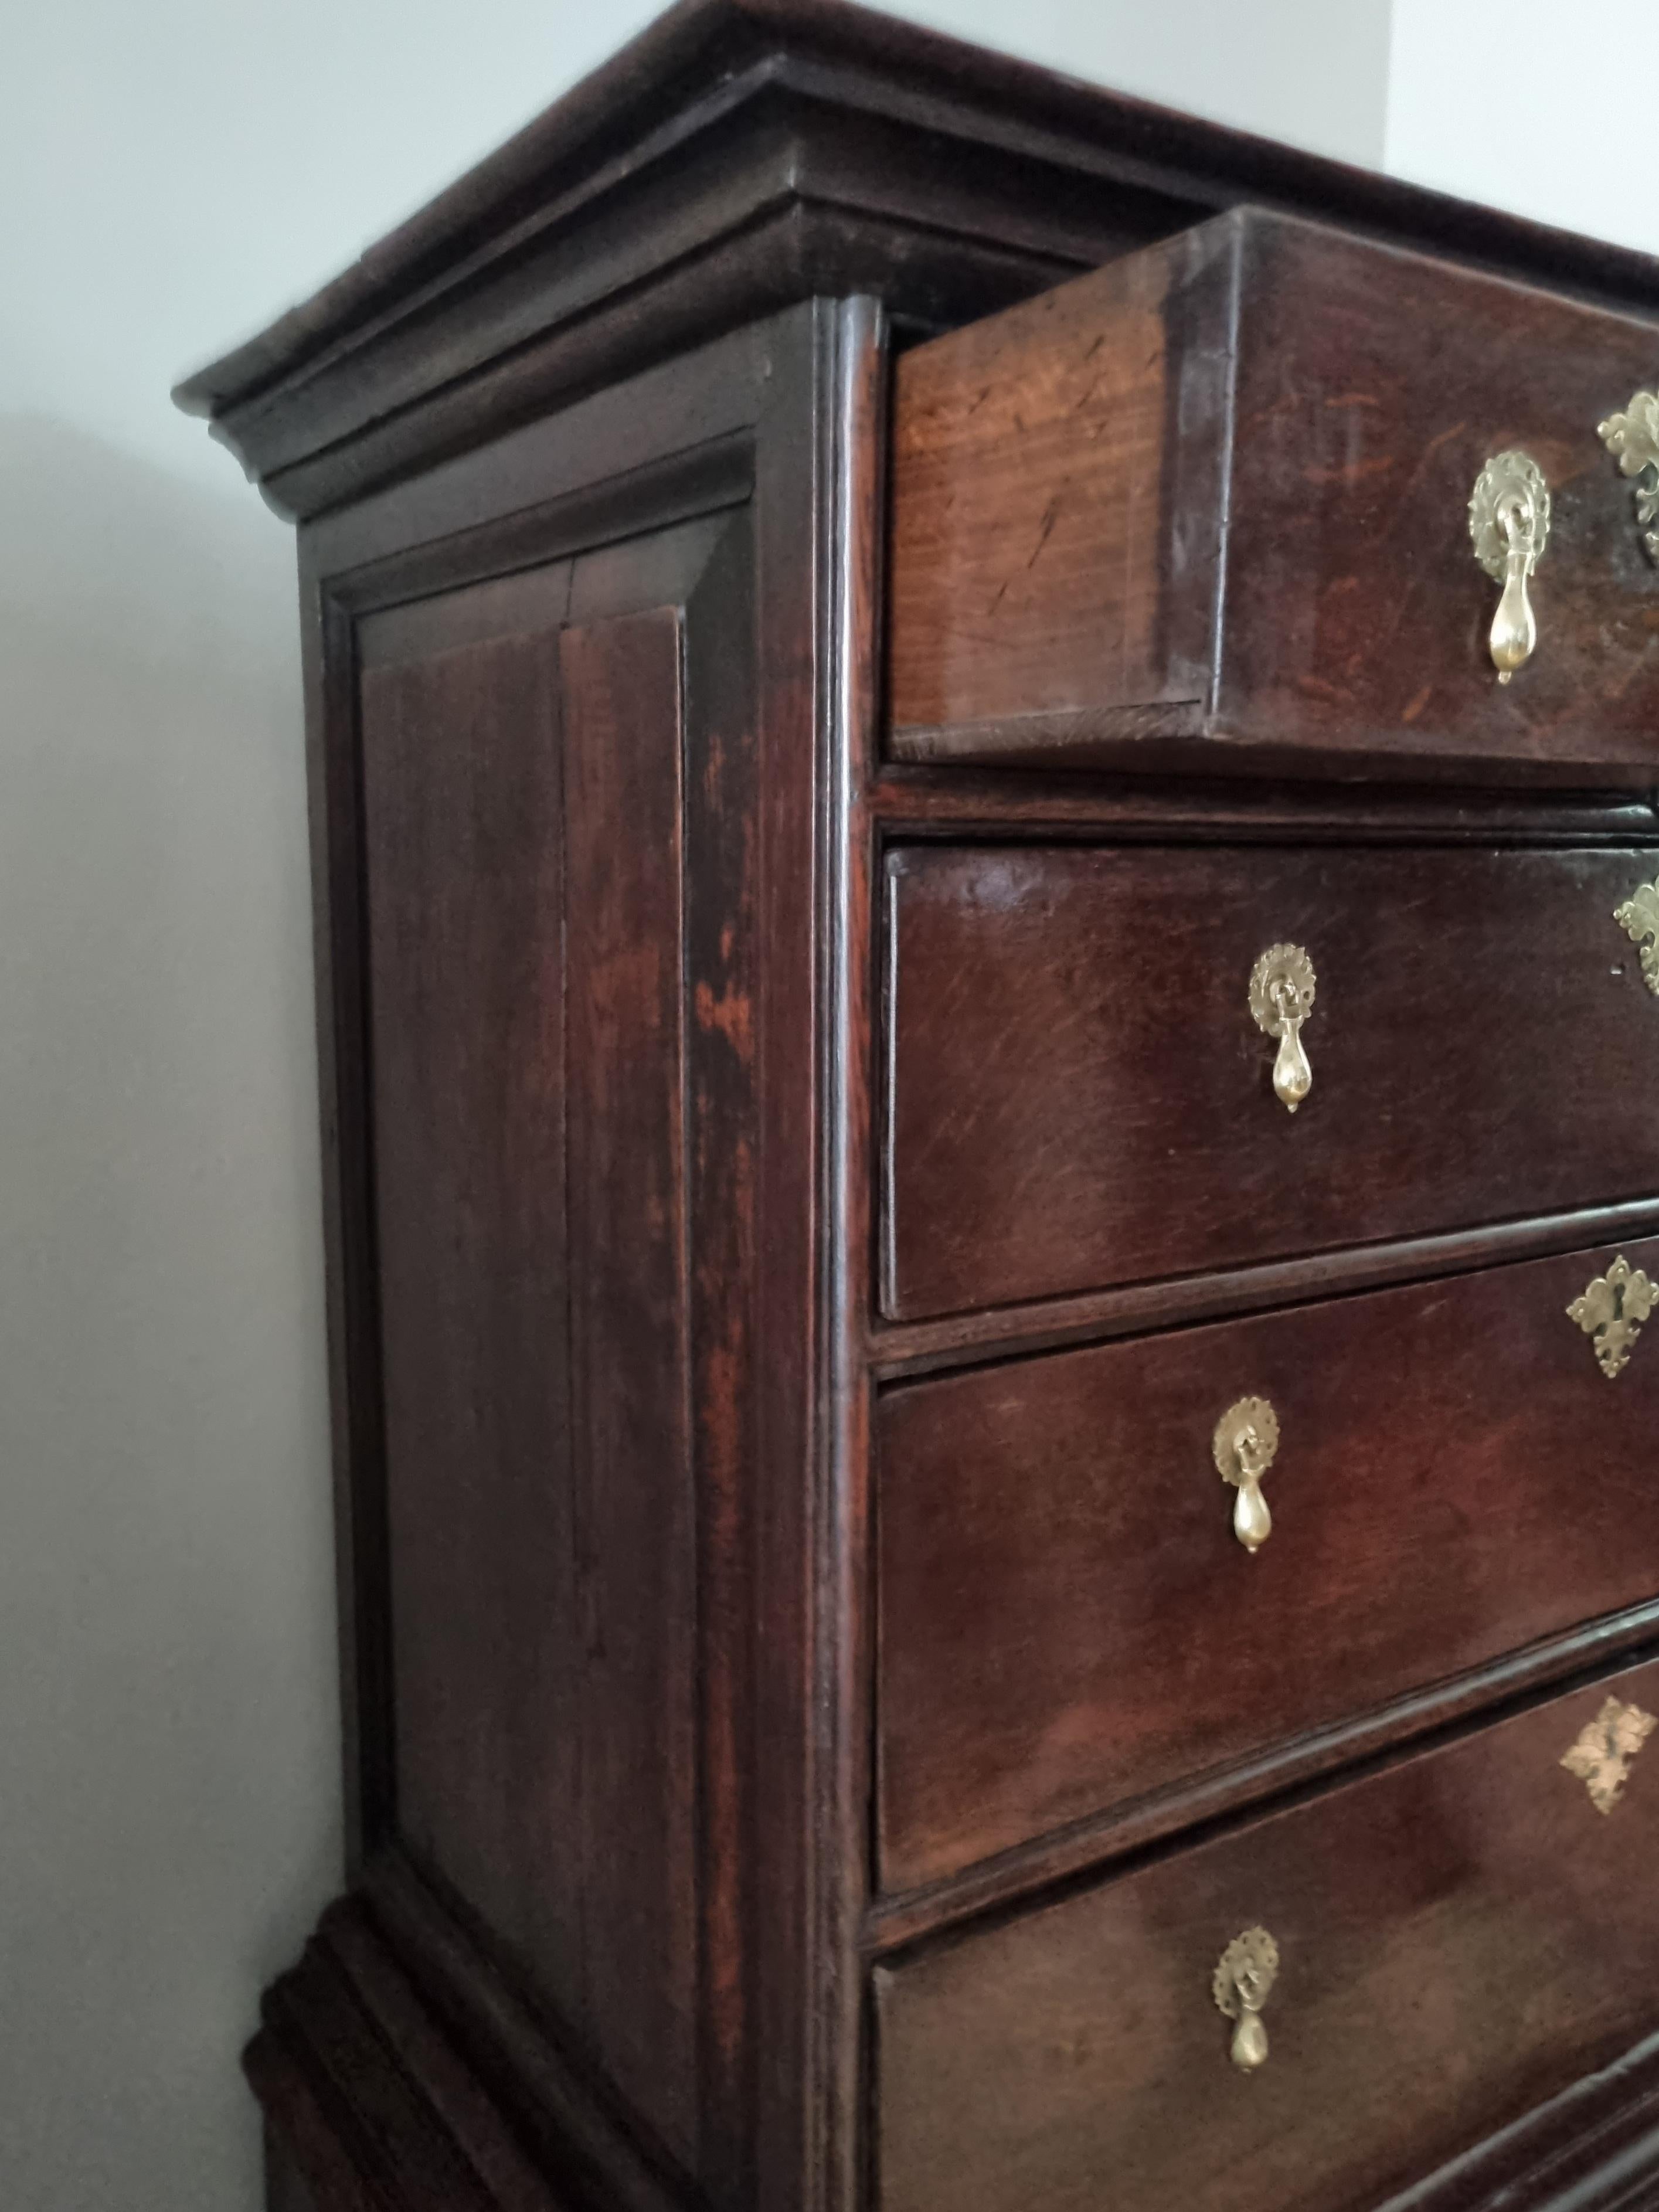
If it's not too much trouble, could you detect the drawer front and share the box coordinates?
[876,1661,1659,2212]
[883,842,1659,1321]
[879,1235,1659,1889]
[889,206,1659,781]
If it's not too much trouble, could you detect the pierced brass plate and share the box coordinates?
[1615,876,1659,997]
[1562,1695,1657,1815]
[1598,390,1659,565]
[1568,1254,1657,1379]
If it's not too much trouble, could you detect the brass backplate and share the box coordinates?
[1614,876,1659,997]
[1212,1926,1280,2020]
[1599,390,1659,565]
[1568,1255,1657,1379]
[1562,1696,1657,1814]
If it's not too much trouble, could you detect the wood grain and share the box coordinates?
[876,1658,1659,2212]
[364,1851,688,2212]
[1380,2027,1659,2211]
[284,295,889,2211]
[358,582,702,2174]
[889,208,1659,782]
[1219,215,1659,774]
[868,766,1659,844]
[249,1895,573,2212]
[360,616,582,2010]
[871,1199,1659,1383]
[878,1235,1659,1890]
[265,2130,324,2212]
[560,609,699,2167]
[888,220,1230,731]
[884,841,1659,1321]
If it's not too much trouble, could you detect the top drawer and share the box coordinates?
[889,207,1659,782]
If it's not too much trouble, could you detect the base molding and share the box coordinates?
[247,1901,559,2212]
[253,1884,1659,2212]
[247,1868,687,2212]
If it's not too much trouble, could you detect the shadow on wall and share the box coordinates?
[0,414,339,2212]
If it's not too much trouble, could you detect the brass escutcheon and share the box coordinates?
[1469,450,1551,681]
[1249,944,1317,1113]
[1213,1926,1280,2072]
[1568,1255,1657,1379]
[1562,1696,1657,1815]
[1213,1396,1279,1554]
[1614,876,1659,997]
[1598,390,1659,565]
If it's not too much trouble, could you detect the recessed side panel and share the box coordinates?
[357,570,699,2172]
[559,605,698,2164]
[359,609,581,2006]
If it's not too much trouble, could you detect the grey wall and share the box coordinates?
[0,1,1374,2206]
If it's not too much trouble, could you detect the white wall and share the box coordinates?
[885,0,1392,165]
[1386,2,1659,258]
[0,0,1448,2206]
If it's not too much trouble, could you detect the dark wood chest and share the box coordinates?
[178,5,1659,2206]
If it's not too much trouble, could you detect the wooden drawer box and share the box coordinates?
[889,206,1659,782]
[879,1235,1659,1891]
[883,842,1659,1321]
[876,1660,1659,2212]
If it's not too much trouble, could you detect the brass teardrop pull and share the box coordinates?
[1469,450,1551,682]
[1490,517,1536,677]
[1213,1395,1279,1554]
[1213,1927,1280,2071]
[1249,944,1317,1113]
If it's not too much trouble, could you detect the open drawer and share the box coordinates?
[888,206,1659,783]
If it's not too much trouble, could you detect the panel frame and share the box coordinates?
[281,301,888,2212]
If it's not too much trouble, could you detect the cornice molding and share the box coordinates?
[175,0,1659,520]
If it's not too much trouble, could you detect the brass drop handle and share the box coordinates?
[1213,1926,1280,2071]
[1249,944,1316,1113]
[1214,1395,1279,1553]
[1469,449,1551,682]
[1491,511,1536,677]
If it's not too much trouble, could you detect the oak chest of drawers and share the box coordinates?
[178,4,1659,2208]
